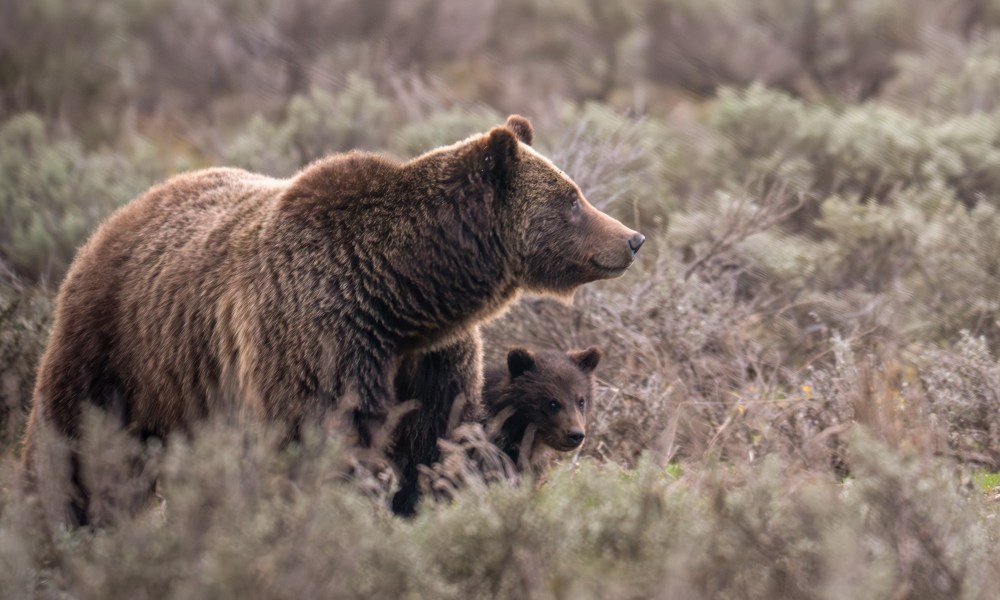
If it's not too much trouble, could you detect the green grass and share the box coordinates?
[974,472,1000,493]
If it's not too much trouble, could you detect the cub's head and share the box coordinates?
[453,115,644,297]
[498,346,602,452]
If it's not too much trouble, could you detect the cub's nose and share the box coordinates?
[567,432,585,447]
[628,232,645,255]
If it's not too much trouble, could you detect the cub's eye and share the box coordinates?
[570,198,580,211]
[548,400,560,412]
[577,397,586,409]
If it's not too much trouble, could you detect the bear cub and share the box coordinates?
[482,346,602,468]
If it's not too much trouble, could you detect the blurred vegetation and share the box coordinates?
[4,0,1000,596]
[5,415,1000,599]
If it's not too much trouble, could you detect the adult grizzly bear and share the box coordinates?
[23,115,644,523]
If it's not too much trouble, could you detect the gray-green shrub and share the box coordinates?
[0,114,154,284]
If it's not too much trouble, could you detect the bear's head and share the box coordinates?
[500,346,601,452]
[455,115,644,297]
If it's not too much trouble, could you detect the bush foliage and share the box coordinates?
[0,115,155,284]
[3,418,998,599]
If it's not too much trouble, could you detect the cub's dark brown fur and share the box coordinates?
[483,347,601,468]
[24,115,643,523]
[415,346,601,505]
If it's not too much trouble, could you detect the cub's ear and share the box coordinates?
[505,114,533,146]
[568,346,602,373]
[507,348,536,379]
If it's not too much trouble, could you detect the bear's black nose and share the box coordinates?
[628,233,645,255]
[567,432,585,447]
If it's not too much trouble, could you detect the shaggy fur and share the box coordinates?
[415,346,601,506]
[23,115,643,523]
[484,347,601,468]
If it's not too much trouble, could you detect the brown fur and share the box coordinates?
[23,115,642,523]
[482,347,601,468]
[414,346,601,507]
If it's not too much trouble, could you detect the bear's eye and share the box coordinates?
[570,197,580,211]
[577,397,586,410]
[547,400,560,412]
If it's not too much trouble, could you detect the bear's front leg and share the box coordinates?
[344,347,397,449]
[390,330,484,516]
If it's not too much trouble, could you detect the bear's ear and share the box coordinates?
[450,126,519,197]
[463,126,519,189]
[505,114,534,146]
[568,346,602,373]
[485,125,519,171]
[507,348,536,379]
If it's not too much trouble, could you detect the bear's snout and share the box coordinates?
[567,431,585,447]
[583,208,645,276]
[628,232,645,255]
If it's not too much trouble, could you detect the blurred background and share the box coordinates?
[2,2,1000,595]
